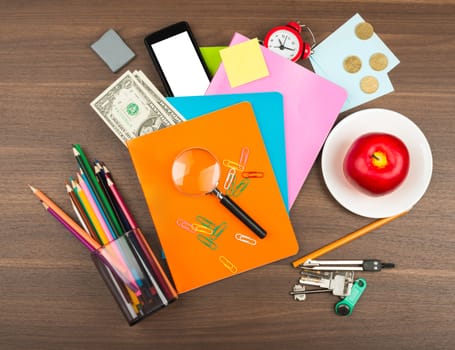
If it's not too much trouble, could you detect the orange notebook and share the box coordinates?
[127,102,298,293]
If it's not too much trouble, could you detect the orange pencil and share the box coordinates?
[29,185,101,251]
[292,211,409,268]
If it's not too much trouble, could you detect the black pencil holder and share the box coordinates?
[91,228,177,325]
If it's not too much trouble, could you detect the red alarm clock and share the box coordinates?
[264,21,314,62]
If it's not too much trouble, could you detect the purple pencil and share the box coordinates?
[41,202,96,252]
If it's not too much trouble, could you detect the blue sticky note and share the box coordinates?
[167,92,289,210]
[310,13,400,112]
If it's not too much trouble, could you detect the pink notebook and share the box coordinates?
[206,33,347,207]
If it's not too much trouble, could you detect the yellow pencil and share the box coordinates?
[292,211,409,268]
[72,180,109,245]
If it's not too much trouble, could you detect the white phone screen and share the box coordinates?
[151,31,210,97]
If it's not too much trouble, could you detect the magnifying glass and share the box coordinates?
[171,147,267,239]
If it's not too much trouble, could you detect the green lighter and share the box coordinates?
[335,278,367,316]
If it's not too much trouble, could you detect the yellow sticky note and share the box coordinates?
[220,38,269,88]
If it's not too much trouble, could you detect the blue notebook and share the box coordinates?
[167,92,289,210]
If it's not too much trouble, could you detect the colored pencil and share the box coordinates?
[94,161,130,233]
[30,185,101,251]
[42,202,95,252]
[72,179,104,243]
[77,172,114,244]
[73,145,123,238]
[104,166,138,230]
[66,183,99,241]
[291,211,410,268]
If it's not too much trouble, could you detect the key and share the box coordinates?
[299,270,354,297]
[302,259,395,272]
[289,284,332,301]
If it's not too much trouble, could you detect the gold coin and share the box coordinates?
[343,56,362,73]
[355,22,374,40]
[369,52,388,71]
[360,76,379,94]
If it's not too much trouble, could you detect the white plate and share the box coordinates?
[321,108,433,218]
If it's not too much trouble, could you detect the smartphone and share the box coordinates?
[144,21,211,97]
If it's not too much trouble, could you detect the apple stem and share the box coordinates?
[371,153,380,161]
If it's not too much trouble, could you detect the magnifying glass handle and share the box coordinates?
[212,188,267,239]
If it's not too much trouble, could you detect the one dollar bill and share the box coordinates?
[90,70,185,145]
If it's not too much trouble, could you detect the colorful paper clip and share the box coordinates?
[196,215,216,229]
[219,255,237,273]
[223,168,237,190]
[222,159,245,171]
[228,178,250,197]
[235,233,257,246]
[239,147,250,168]
[211,221,227,240]
[241,171,264,179]
[197,234,217,250]
[176,218,196,233]
[191,224,213,235]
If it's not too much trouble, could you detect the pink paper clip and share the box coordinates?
[176,218,196,233]
[239,147,250,168]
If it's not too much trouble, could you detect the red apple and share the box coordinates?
[343,132,410,195]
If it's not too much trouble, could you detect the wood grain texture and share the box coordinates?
[1,1,454,349]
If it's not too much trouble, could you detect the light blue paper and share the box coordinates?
[167,92,289,210]
[310,13,400,112]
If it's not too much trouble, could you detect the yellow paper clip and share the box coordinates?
[228,178,250,197]
[242,171,264,179]
[197,234,218,250]
[222,159,245,171]
[219,256,237,273]
[234,233,257,246]
[223,168,237,190]
[191,224,213,235]
[211,221,227,240]
[239,146,250,168]
[176,218,196,233]
[196,215,216,229]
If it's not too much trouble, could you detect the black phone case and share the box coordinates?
[144,21,211,96]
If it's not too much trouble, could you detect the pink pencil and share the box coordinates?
[106,176,138,230]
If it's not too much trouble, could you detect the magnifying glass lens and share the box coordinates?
[172,148,220,195]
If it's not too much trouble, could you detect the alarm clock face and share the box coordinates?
[265,28,302,61]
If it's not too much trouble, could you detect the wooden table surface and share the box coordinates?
[1,1,454,349]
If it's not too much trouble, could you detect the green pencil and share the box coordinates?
[72,144,123,238]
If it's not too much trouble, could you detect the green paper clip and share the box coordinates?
[228,178,250,197]
[211,221,227,240]
[197,234,217,250]
[196,215,216,229]
[335,278,367,316]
